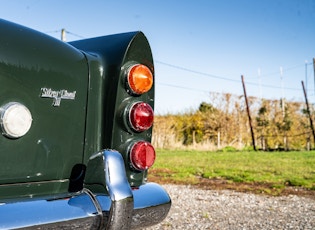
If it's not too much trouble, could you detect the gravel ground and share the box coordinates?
[143,184,315,230]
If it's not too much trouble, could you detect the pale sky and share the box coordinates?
[1,0,314,114]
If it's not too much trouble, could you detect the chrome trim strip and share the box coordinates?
[0,184,170,229]
[0,150,171,229]
[0,190,101,230]
[132,183,171,228]
[96,182,171,229]
[103,150,133,202]
[133,182,171,209]
[103,150,134,230]
[0,179,68,188]
[84,150,134,229]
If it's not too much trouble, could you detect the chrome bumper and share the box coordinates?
[0,150,171,229]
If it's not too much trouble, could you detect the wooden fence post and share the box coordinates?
[302,81,315,148]
[241,75,256,151]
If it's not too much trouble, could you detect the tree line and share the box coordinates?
[152,92,314,151]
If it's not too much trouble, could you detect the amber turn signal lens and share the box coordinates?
[128,64,153,95]
[130,141,156,171]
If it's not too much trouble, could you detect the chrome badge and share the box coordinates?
[40,88,76,106]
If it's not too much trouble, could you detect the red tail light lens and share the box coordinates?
[130,141,156,171]
[129,102,154,132]
[127,64,153,95]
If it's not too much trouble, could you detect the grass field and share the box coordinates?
[149,149,315,195]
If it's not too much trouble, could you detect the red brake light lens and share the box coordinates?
[129,102,154,132]
[127,64,153,95]
[130,141,156,171]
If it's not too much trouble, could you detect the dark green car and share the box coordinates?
[0,19,171,229]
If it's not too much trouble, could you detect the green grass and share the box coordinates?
[151,149,315,191]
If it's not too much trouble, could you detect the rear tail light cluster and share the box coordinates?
[125,64,155,171]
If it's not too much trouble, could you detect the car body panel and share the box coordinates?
[70,32,154,187]
[0,19,171,229]
[0,19,88,197]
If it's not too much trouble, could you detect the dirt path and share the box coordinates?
[148,174,315,199]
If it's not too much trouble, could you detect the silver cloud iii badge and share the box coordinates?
[40,88,76,106]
